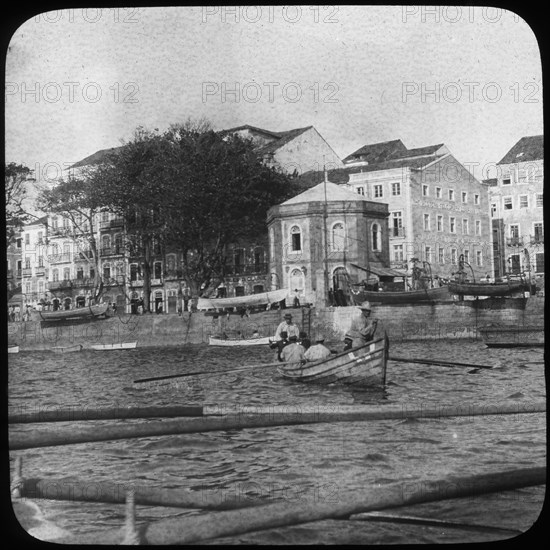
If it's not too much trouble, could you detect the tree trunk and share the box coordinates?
[143,238,152,313]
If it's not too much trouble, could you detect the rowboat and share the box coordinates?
[208,335,273,346]
[39,304,110,322]
[198,288,289,310]
[51,344,83,353]
[355,286,451,305]
[8,345,20,354]
[90,342,137,350]
[478,326,544,348]
[448,280,526,297]
[278,335,388,387]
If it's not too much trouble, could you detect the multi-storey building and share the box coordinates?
[488,135,544,279]
[334,139,492,280]
[7,233,23,299]
[19,216,48,305]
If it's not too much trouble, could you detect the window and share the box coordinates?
[423,214,430,231]
[519,195,528,209]
[25,257,31,269]
[509,224,519,238]
[38,281,44,293]
[425,246,432,263]
[438,246,445,264]
[52,268,59,282]
[462,192,467,203]
[491,203,497,217]
[16,238,21,249]
[38,255,44,267]
[535,253,544,273]
[503,197,512,210]
[391,182,401,196]
[290,225,301,252]
[25,282,31,295]
[130,264,138,281]
[102,211,110,222]
[372,223,381,251]
[115,234,123,254]
[38,231,43,243]
[535,193,543,207]
[509,254,521,274]
[475,220,481,236]
[289,268,305,295]
[449,189,455,201]
[393,244,403,262]
[476,250,483,267]
[435,187,442,199]
[373,184,383,198]
[25,233,30,245]
[502,176,511,185]
[63,267,70,280]
[76,266,84,279]
[463,250,469,263]
[450,217,456,233]
[474,194,480,205]
[451,248,457,265]
[331,222,345,251]
[517,168,527,183]
[391,212,403,237]
[437,215,443,232]
[533,222,543,242]
[356,186,365,196]
[154,261,162,279]
[422,184,429,197]
[90,267,95,280]
[462,219,469,234]
[103,264,111,279]
[51,216,58,229]
[62,217,69,228]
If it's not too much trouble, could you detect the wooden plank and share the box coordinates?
[9,401,545,450]
[57,467,545,545]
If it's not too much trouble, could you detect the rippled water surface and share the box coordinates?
[9,340,546,544]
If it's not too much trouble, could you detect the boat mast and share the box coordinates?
[323,162,330,306]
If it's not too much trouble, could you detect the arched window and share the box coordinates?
[63,242,71,255]
[372,223,381,252]
[52,269,59,282]
[63,267,70,280]
[114,234,123,254]
[102,235,110,251]
[331,222,345,251]
[290,225,301,252]
[154,261,162,279]
[76,266,84,279]
[103,263,111,279]
[289,268,305,295]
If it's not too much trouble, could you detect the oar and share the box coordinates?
[389,356,493,370]
[134,361,288,384]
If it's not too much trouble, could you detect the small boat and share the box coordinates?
[208,335,273,346]
[8,345,20,354]
[90,342,137,350]
[39,304,110,323]
[356,286,451,305]
[478,326,544,348]
[198,288,289,310]
[278,335,388,387]
[448,280,527,297]
[51,344,83,353]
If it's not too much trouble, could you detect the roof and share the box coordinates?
[281,180,367,205]
[24,215,48,227]
[497,135,543,164]
[70,147,124,168]
[343,139,407,164]
[344,154,447,174]
[402,144,445,158]
[296,168,350,188]
[256,127,313,156]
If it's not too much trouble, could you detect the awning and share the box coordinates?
[8,293,25,305]
[351,263,408,278]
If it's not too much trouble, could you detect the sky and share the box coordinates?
[5,6,543,190]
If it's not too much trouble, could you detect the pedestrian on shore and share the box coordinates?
[14,304,21,321]
[345,301,378,349]
[293,289,301,308]
[280,335,306,367]
[304,335,331,362]
[275,313,300,341]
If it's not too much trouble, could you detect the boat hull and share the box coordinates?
[358,286,451,305]
[278,335,388,388]
[8,346,20,354]
[198,288,289,310]
[39,304,109,322]
[51,345,83,353]
[478,326,544,348]
[90,342,137,350]
[449,281,526,297]
[209,336,273,346]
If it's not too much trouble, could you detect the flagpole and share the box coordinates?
[323,161,330,306]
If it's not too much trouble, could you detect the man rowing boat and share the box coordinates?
[345,301,379,349]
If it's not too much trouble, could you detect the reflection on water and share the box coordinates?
[8,340,546,543]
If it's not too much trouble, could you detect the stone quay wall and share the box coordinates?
[7,297,544,351]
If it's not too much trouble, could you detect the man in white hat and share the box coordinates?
[304,335,332,362]
[345,301,379,349]
[274,312,300,342]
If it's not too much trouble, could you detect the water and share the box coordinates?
[8,341,546,544]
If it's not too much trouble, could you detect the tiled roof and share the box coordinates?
[343,139,407,164]
[282,180,367,205]
[256,126,313,156]
[402,144,445,157]
[219,124,281,139]
[296,168,350,187]
[344,155,446,174]
[497,135,543,164]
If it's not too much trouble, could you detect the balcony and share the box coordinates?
[530,235,544,245]
[49,226,74,237]
[100,218,125,230]
[151,278,163,286]
[72,277,95,288]
[223,263,268,276]
[506,236,524,247]
[128,279,144,287]
[48,253,71,264]
[35,266,46,276]
[47,280,72,290]
[100,247,124,257]
[22,267,33,277]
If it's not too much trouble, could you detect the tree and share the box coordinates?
[92,121,301,308]
[5,162,33,245]
[37,173,105,301]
